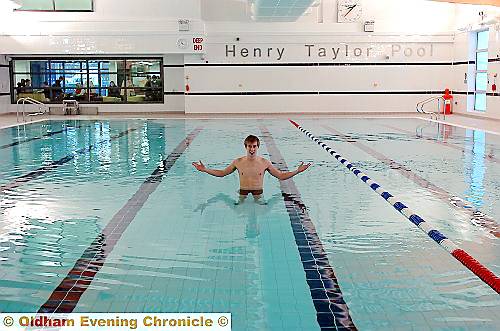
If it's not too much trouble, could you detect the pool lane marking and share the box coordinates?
[383,124,500,165]
[323,125,500,238]
[38,126,203,313]
[0,124,85,150]
[0,128,137,194]
[290,120,500,294]
[259,124,357,331]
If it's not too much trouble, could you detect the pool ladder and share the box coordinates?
[62,99,80,115]
[16,97,49,122]
[416,96,445,120]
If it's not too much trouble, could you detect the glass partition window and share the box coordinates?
[15,0,93,11]
[11,58,163,104]
[474,30,488,112]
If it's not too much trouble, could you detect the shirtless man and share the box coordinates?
[192,135,310,200]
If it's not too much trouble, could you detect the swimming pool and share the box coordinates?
[0,117,498,330]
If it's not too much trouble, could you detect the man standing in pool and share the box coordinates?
[192,135,311,200]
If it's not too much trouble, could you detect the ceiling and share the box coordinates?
[250,0,498,22]
[251,0,318,22]
[430,0,499,5]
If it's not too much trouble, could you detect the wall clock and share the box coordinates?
[177,38,188,49]
[337,0,362,23]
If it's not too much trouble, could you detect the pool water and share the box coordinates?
[0,118,498,330]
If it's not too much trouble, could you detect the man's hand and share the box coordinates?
[192,160,206,172]
[297,162,311,173]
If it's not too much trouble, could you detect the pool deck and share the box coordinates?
[0,112,499,134]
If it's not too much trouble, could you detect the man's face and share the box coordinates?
[245,141,259,157]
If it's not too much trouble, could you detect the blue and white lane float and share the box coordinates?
[289,120,500,294]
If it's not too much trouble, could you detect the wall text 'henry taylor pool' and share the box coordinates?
[224,43,436,61]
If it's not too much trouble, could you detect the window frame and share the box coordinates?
[10,57,164,104]
[473,29,489,112]
[14,0,94,12]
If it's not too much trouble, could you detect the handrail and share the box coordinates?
[416,96,444,120]
[16,97,49,122]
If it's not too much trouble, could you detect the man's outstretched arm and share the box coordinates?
[266,160,311,180]
[192,160,237,177]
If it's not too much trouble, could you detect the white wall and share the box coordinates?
[186,0,459,113]
[1,0,202,25]
[184,19,455,113]
[0,0,498,115]
[202,0,457,33]
[0,0,205,55]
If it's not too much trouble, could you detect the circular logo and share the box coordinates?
[177,38,188,49]
[218,316,228,327]
[3,316,14,327]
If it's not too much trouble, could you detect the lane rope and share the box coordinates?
[289,119,500,294]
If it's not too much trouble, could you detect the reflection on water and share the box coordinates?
[194,193,282,239]
[464,129,486,208]
[0,120,169,312]
[0,216,101,311]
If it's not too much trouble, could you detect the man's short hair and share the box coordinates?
[244,135,260,147]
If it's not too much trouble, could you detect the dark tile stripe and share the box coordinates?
[163,64,185,68]
[0,128,137,194]
[38,126,203,313]
[259,124,357,331]
[323,124,499,237]
[0,92,10,96]
[0,124,84,150]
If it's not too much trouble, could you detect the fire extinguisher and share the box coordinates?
[443,88,453,115]
[185,75,190,93]
[493,73,497,96]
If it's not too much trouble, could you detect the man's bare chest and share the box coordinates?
[236,163,267,177]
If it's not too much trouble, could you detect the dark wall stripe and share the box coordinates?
[186,91,445,96]
[164,92,185,95]
[453,91,499,97]
[0,64,9,68]
[453,61,475,65]
[0,124,85,150]
[38,126,203,313]
[163,64,185,68]
[259,123,357,331]
[323,124,499,237]
[186,62,454,67]
[184,60,497,67]
[0,92,10,96]
[0,128,136,194]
